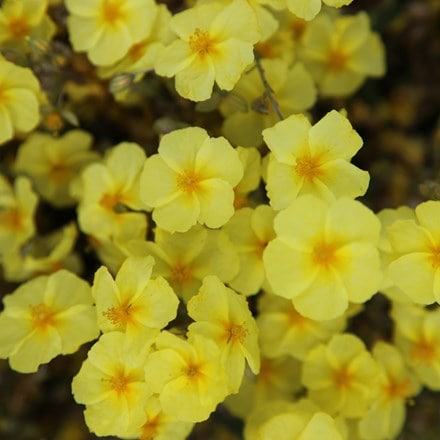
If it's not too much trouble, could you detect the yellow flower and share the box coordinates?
[298,12,385,96]
[2,222,82,282]
[388,200,440,305]
[257,293,345,360]
[225,355,302,419]
[72,331,154,437]
[0,56,41,144]
[286,0,353,21]
[263,195,382,320]
[15,130,98,207]
[98,4,173,80]
[76,141,147,241]
[223,204,276,295]
[263,110,369,210]
[187,275,260,392]
[144,331,229,422]
[391,303,440,390]
[0,0,55,50]
[131,396,193,440]
[0,175,37,253]
[155,0,259,101]
[128,224,239,302]
[358,341,421,440]
[220,59,316,147]
[376,206,416,303]
[0,269,99,373]
[92,255,179,337]
[66,0,158,66]
[302,333,380,418]
[139,126,243,232]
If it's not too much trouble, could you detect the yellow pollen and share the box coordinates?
[50,162,71,183]
[429,245,440,269]
[128,41,147,61]
[412,337,436,363]
[224,322,248,344]
[171,262,192,285]
[43,112,64,133]
[103,301,133,328]
[327,49,348,72]
[294,156,322,180]
[30,303,56,330]
[333,366,353,390]
[383,378,411,401]
[100,192,124,212]
[8,17,30,40]
[1,208,23,231]
[177,170,201,194]
[312,242,338,268]
[141,414,161,440]
[188,28,215,57]
[185,362,202,380]
[101,0,124,25]
[109,369,131,395]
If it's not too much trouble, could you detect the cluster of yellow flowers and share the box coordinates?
[0,0,434,439]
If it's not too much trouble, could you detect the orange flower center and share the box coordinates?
[177,170,201,194]
[101,0,124,26]
[258,358,274,384]
[333,366,353,390]
[412,337,436,364]
[290,17,307,39]
[327,49,348,72]
[188,28,216,57]
[171,262,192,285]
[141,414,161,440]
[429,245,440,269]
[50,162,71,183]
[30,303,56,331]
[184,361,202,381]
[288,306,309,328]
[8,17,30,40]
[128,41,147,62]
[294,156,322,181]
[312,241,338,269]
[100,192,125,212]
[1,208,24,231]
[223,322,248,344]
[108,368,132,395]
[383,378,411,401]
[103,300,134,328]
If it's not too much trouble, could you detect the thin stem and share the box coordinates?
[254,53,284,121]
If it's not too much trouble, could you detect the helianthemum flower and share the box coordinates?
[298,12,385,96]
[15,130,98,207]
[144,331,229,422]
[128,225,239,302]
[0,56,41,144]
[154,0,260,101]
[187,275,260,392]
[263,195,382,320]
[66,0,157,66]
[0,175,37,254]
[388,200,440,304]
[72,331,154,437]
[93,255,179,341]
[0,269,99,373]
[302,333,380,418]
[139,126,243,232]
[263,110,369,210]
